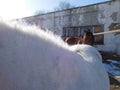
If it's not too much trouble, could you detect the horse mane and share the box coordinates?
[0,20,69,49]
[82,30,94,46]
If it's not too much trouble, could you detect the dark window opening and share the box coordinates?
[62,25,104,45]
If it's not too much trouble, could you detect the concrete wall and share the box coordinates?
[21,0,120,55]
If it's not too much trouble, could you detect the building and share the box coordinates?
[20,0,120,55]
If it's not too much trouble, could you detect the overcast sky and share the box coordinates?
[0,0,110,20]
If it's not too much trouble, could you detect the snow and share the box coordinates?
[104,59,120,76]
[103,59,120,82]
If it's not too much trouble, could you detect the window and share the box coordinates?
[62,25,104,45]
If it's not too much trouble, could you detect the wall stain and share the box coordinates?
[110,12,118,21]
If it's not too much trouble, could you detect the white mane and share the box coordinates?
[0,20,69,49]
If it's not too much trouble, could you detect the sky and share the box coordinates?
[0,0,110,20]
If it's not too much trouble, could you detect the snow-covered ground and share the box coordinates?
[104,59,120,82]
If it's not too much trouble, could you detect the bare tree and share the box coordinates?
[34,1,75,15]
[54,1,75,11]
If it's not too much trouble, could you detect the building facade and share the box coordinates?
[20,0,120,55]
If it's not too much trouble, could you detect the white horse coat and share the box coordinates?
[0,20,109,90]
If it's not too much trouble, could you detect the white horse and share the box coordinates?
[0,20,109,90]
